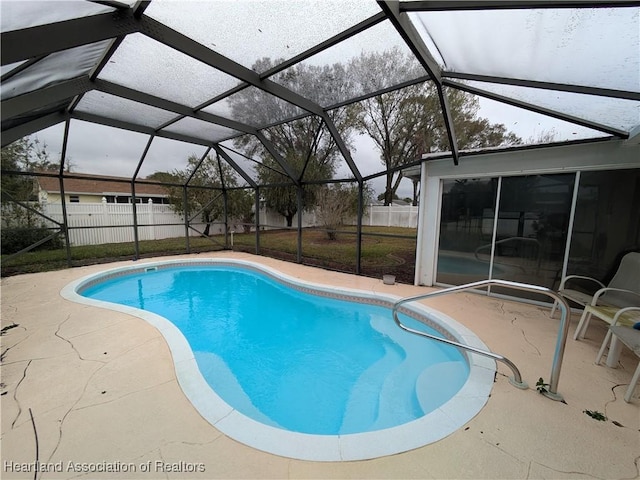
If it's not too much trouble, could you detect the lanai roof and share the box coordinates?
[1,1,639,186]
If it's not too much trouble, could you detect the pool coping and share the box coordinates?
[60,258,496,462]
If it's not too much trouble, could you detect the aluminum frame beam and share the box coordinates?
[1,112,68,147]
[1,10,141,66]
[2,76,93,121]
[137,16,359,182]
[93,79,259,135]
[378,2,441,81]
[0,56,46,82]
[89,1,133,9]
[68,0,150,113]
[259,12,388,79]
[327,74,432,111]
[377,0,460,164]
[321,114,363,182]
[254,131,301,186]
[446,79,629,138]
[219,144,292,180]
[443,72,640,101]
[138,17,324,117]
[71,111,222,147]
[212,145,258,189]
[185,147,213,186]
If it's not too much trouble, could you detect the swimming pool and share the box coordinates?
[62,259,495,461]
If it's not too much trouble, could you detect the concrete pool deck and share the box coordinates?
[1,251,639,479]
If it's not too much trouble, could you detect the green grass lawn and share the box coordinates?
[233,226,417,282]
[2,226,417,281]
[1,236,224,275]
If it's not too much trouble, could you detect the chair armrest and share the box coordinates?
[612,306,640,325]
[559,275,605,291]
[592,287,640,305]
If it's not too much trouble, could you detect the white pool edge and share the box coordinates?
[60,258,496,462]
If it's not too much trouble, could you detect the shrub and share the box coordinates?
[1,227,63,254]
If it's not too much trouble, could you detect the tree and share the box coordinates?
[349,49,521,205]
[1,136,56,201]
[315,183,372,240]
[1,137,62,254]
[377,192,400,202]
[527,128,559,145]
[347,48,430,206]
[230,58,359,226]
[149,154,253,236]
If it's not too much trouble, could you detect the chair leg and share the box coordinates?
[596,330,613,365]
[550,301,558,318]
[624,361,640,403]
[574,310,592,340]
[605,335,624,368]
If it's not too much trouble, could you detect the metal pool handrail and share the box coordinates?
[391,279,572,401]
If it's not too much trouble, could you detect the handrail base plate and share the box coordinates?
[508,377,529,390]
[541,390,565,402]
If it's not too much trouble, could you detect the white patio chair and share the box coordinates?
[595,322,640,403]
[550,251,640,319]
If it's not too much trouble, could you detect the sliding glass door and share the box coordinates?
[437,178,498,285]
[567,169,640,282]
[490,174,575,299]
[437,173,575,299]
[436,168,640,301]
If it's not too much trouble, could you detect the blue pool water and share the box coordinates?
[81,265,469,435]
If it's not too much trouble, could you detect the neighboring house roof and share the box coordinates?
[36,173,169,197]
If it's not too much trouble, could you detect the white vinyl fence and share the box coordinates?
[41,199,209,246]
[262,205,419,230]
[34,201,418,246]
[258,207,317,229]
[363,205,419,228]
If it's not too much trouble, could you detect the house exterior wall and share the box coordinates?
[39,192,168,204]
[39,192,104,204]
[416,139,640,286]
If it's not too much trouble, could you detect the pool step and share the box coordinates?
[415,361,468,413]
[340,315,469,434]
[340,315,428,433]
[370,348,425,431]
[339,343,403,434]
